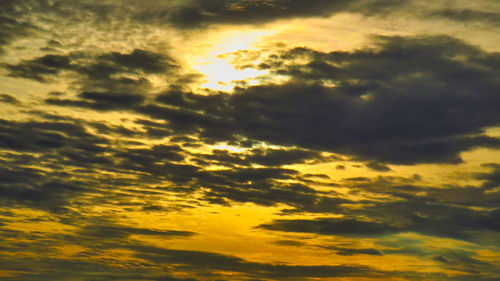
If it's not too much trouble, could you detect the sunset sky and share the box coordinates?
[1,1,500,280]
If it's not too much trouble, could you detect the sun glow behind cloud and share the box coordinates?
[188,29,274,91]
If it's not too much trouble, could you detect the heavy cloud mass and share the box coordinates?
[36,35,500,164]
[0,0,500,280]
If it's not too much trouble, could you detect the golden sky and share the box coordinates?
[1,1,500,280]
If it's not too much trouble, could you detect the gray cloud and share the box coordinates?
[79,224,195,239]
[259,218,400,236]
[38,35,500,165]
[430,9,500,26]
[230,36,500,164]
[327,246,384,256]
[9,0,406,29]
[0,93,20,105]
[65,35,498,165]
[0,8,35,54]
[4,48,175,84]
[4,54,73,82]
[259,204,500,243]
[129,245,379,279]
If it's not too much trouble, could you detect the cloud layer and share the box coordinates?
[1,1,500,280]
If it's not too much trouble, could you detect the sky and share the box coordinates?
[0,0,500,280]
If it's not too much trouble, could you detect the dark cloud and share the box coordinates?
[433,255,451,263]
[0,118,115,211]
[163,0,353,27]
[81,0,405,28]
[0,119,108,152]
[430,9,500,26]
[224,83,500,164]
[273,240,306,247]
[154,276,199,281]
[2,115,316,213]
[339,172,499,210]
[46,89,147,112]
[365,161,392,172]
[346,0,410,16]
[0,222,377,280]
[129,245,379,279]
[303,173,330,179]
[55,35,495,165]
[195,147,324,168]
[0,251,200,281]
[405,207,500,240]
[4,48,175,84]
[79,224,195,239]
[137,103,235,141]
[78,91,145,109]
[477,163,500,190]
[98,49,176,74]
[0,93,20,105]
[259,217,399,236]
[36,49,177,110]
[4,54,73,82]
[38,35,500,166]
[247,147,324,166]
[0,0,414,44]
[0,164,87,211]
[227,35,500,164]
[376,239,494,274]
[326,246,384,256]
[0,13,34,55]
[34,38,500,219]
[259,203,500,242]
